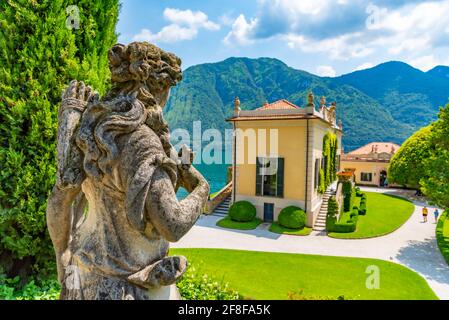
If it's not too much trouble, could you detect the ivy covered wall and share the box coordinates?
[319,132,339,194]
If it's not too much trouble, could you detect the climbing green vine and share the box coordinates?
[320,132,338,194]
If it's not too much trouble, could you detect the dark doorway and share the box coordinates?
[379,170,387,187]
[263,203,274,222]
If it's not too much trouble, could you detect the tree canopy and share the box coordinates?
[0,0,119,278]
[421,104,449,209]
[389,102,449,208]
[388,125,434,188]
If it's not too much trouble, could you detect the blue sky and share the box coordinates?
[117,0,449,76]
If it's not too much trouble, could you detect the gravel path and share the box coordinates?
[172,187,449,299]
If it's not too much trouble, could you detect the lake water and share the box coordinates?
[176,148,231,199]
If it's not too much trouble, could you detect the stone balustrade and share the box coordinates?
[204,182,233,215]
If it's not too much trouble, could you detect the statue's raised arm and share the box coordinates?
[46,42,209,300]
[47,80,98,283]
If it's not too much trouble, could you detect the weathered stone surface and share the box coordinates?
[46,42,210,300]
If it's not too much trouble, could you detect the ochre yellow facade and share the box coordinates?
[340,160,388,186]
[234,120,307,200]
[233,118,342,226]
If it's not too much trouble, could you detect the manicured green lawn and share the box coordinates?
[171,248,437,300]
[436,212,449,265]
[216,217,262,230]
[269,222,312,236]
[328,192,415,239]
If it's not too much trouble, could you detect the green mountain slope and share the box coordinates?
[164,58,446,151]
[335,61,449,129]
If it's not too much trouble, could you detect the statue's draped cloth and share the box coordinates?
[62,98,179,300]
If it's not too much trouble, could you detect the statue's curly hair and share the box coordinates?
[76,42,182,180]
[106,42,182,104]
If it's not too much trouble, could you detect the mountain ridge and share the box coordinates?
[165,57,449,151]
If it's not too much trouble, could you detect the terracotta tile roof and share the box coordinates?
[348,142,401,155]
[255,99,301,110]
[227,114,313,121]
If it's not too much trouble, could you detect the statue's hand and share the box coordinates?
[177,165,208,194]
[176,144,195,171]
[127,256,188,289]
[61,80,99,112]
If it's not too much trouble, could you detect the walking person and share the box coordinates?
[434,208,440,223]
[422,206,429,223]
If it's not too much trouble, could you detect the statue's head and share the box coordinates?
[108,42,182,107]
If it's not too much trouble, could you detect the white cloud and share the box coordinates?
[133,25,198,43]
[410,55,449,72]
[316,65,336,77]
[225,1,449,70]
[223,14,258,46]
[355,62,374,71]
[218,14,235,27]
[266,0,330,16]
[133,8,219,43]
[285,32,373,60]
[163,8,219,31]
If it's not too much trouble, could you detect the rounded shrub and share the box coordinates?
[278,206,306,229]
[229,201,257,222]
[359,202,367,215]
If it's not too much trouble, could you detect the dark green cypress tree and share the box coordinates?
[0,0,119,279]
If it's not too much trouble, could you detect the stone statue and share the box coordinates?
[307,92,314,106]
[234,96,241,116]
[329,102,337,125]
[46,42,210,300]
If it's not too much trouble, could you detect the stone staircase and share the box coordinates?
[212,196,231,217]
[313,188,336,231]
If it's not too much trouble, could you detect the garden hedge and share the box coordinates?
[278,206,306,229]
[327,206,359,233]
[229,201,257,222]
[343,183,356,212]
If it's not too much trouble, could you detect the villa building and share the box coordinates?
[227,93,343,227]
[340,142,400,187]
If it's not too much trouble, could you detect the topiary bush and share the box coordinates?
[343,183,356,212]
[278,206,306,229]
[327,205,359,233]
[327,219,357,233]
[350,207,359,222]
[327,196,339,219]
[228,201,257,222]
[359,197,367,215]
